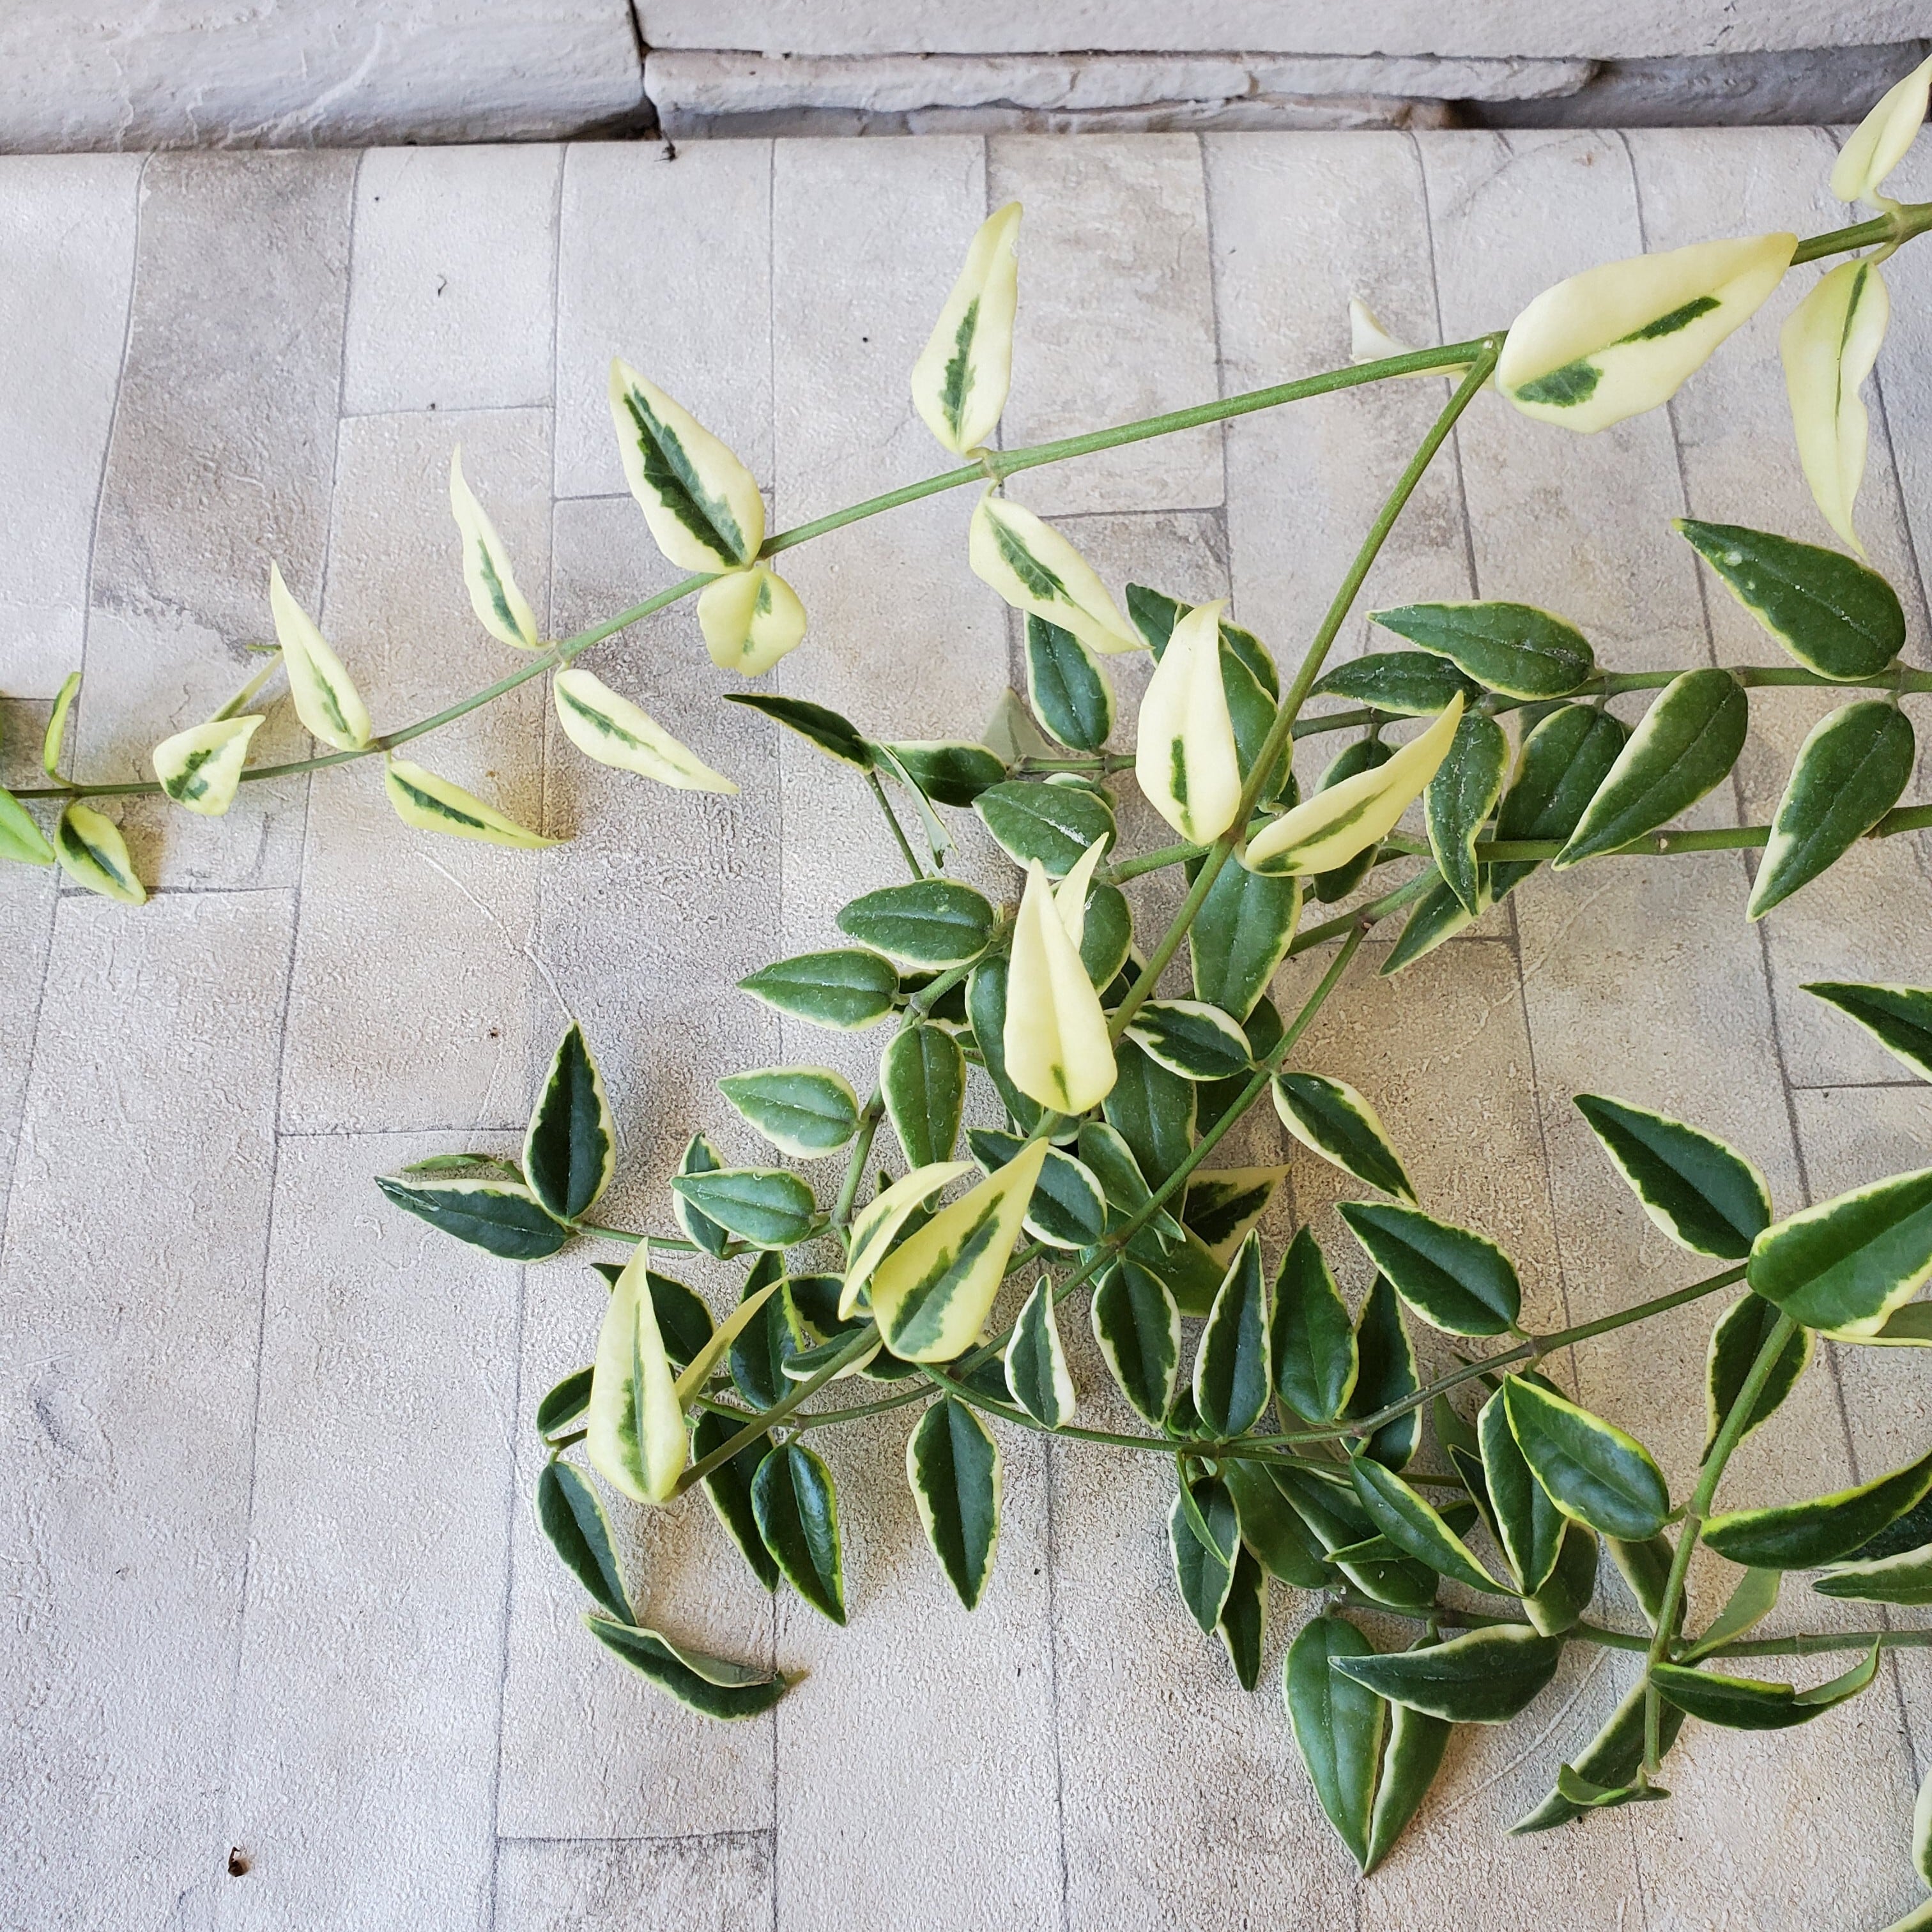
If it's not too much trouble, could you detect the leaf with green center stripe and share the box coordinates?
[1136,599,1245,844]
[535,1460,631,1621]
[689,1409,780,1590]
[1169,1476,1240,1633]
[585,1245,686,1505]
[752,1441,845,1623]
[1102,1039,1198,1190]
[882,1024,965,1167]
[1511,1680,1687,1834]
[383,757,555,850]
[1182,1165,1287,1266]
[553,670,737,792]
[151,714,263,816]
[1502,1377,1669,1541]
[841,1160,973,1319]
[781,1273,878,1382]
[1364,1641,1455,1872]
[1749,702,1914,917]
[967,1128,1106,1250]
[717,1066,859,1160]
[1006,1276,1075,1427]
[724,691,873,770]
[882,739,1008,808]
[1275,1075,1416,1204]
[1338,1201,1519,1337]
[1371,601,1596,700]
[1285,1614,1386,1870]
[1308,738,1392,901]
[1124,1223,1227,1317]
[969,491,1140,656]
[1553,668,1749,869]
[673,1133,732,1257]
[739,947,900,1031]
[1803,981,1932,1082]
[1676,518,1905,680]
[836,880,996,970]
[1349,1454,1505,1593]
[1223,1460,1330,1587]
[1380,876,1480,977]
[976,777,1116,875]
[584,1616,792,1720]
[589,1261,715,1374]
[1747,1165,1932,1334]
[1348,1276,1421,1471]
[1705,1291,1813,1452]
[450,447,540,648]
[907,1397,1002,1609]
[670,1167,816,1249]
[1190,861,1301,1020]
[269,562,370,752]
[1217,1544,1268,1691]
[1025,614,1116,751]
[1311,651,1480,717]
[967,956,1041,1133]
[54,803,146,902]
[1522,1521,1599,1637]
[911,201,1020,454]
[729,1265,807,1409]
[1271,1227,1358,1422]
[1574,1092,1771,1260]
[1193,1233,1272,1438]
[1489,703,1629,898]
[523,1023,615,1221]
[1125,999,1254,1082]
[1074,1121,1184,1246]
[1425,710,1508,917]
[1073,878,1132,990]
[1334,1623,1563,1724]
[1091,1257,1180,1426]
[1652,1645,1881,1731]
[1704,1445,1932,1569]
[609,360,763,571]
[1271,1465,1436,1609]
[1478,1381,1566,1595]
[376,1172,569,1260]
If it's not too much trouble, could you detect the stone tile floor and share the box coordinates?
[3,129,1931,1931]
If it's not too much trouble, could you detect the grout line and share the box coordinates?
[484,1254,530,1932]
[1042,1434,1072,1932]
[497,1827,779,1847]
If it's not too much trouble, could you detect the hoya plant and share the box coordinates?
[13,54,1932,1911]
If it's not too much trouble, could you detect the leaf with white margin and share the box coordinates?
[839,1160,976,1319]
[1006,1275,1075,1427]
[151,714,263,817]
[1831,52,1932,203]
[54,803,145,903]
[696,564,809,677]
[383,755,557,848]
[269,561,371,751]
[1243,696,1462,877]
[1006,857,1116,1114]
[609,358,765,572]
[911,201,1022,455]
[718,1065,861,1160]
[1498,233,1796,434]
[969,491,1140,657]
[553,667,737,792]
[586,1244,686,1505]
[1135,599,1243,844]
[1748,1165,1932,1335]
[1781,258,1889,555]
[449,447,540,648]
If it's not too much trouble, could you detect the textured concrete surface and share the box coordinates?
[2,132,1931,1929]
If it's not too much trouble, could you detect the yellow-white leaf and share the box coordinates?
[969,490,1140,657]
[1006,859,1116,1115]
[1135,599,1243,843]
[553,667,737,793]
[911,201,1022,456]
[1498,233,1796,434]
[609,359,765,572]
[695,564,808,677]
[43,670,79,775]
[1832,54,1932,203]
[841,1161,976,1319]
[151,714,263,816]
[1243,694,1464,877]
[450,448,540,648]
[1781,259,1890,555]
[674,1269,787,1404]
[1054,832,1108,954]
[269,562,371,752]
[383,755,557,849]
[871,1139,1047,1362]
[54,803,146,904]
[586,1245,687,1504]
[1350,298,1475,381]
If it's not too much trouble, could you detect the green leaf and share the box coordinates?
[691,1408,780,1590]
[728,1260,804,1409]
[1750,702,1913,917]
[1075,1120,1184,1246]
[1124,1222,1228,1318]
[0,786,54,866]
[1814,1537,1932,1604]
[1608,1532,1680,1634]
[739,947,900,1031]
[882,739,1007,808]
[967,956,1041,1133]
[717,1066,859,1160]
[882,1024,966,1167]
[673,1132,732,1257]
[1521,1520,1599,1637]
[589,1261,716,1374]
[1371,601,1596,699]
[970,1128,1107,1250]
[670,1167,817,1249]
[536,1365,594,1440]
[1479,1382,1566,1595]
[1311,650,1480,717]
[1125,582,1187,652]
[1285,1614,1387,1870]
[1747,1164,1932,1334]
[1573,1092,1772,1259]
[1348,1275,1420,1471]
[1338,1201,1521,1337]
[1024,613,1116,751]
[1511,1678,1687,1834]
[1102,1039,1198,1190]
[1271,1465,1437,1609]
[724,690,873,769]
[1379,874,1480,977]
[1217,1544,1268,1691]
[1803,981,1932,1082]
[1006,1276,1076,1427]
[523,1022,615,1221]
[1169,1477,1240,1633]
[752,1441,846,1623]
[1489,703,1629,898]
[907,1397,1002,1610]
[1554,668,1749,868]
[1425,710,1509,917]
[1274,1074,1416,1204]
[1193,1232,1272,1438]
[535,1460,632,1621]
[1181,1164,1285,1265]
[1220,631,1287,802]
[1705,1446,1932,1569]
[1363,1645,1454,1873]
[376,1173,568,1260]
[837,880,996,970]
[1073,877,1133,990]
[54,802,145,903]
[1308,737,1392,902]
[1349,1455,1503,1593]
[1685,1565,1781,1659]
[1333,1623,1564,1724]
[1704,1291,1813,1452]
[871,743,954,867]
[583,1615,791,1720]
[1124,999,1254,1082]
[976,776,1116,876]
[1189,860,1301,1021]
[1502,1378,1669,1540]
[1223,1459,1330,1587]
[1652,1643,1881,1730]
[1091,1257,1180,1426]
[1676,518,1905,680]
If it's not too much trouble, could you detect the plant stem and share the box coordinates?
[866,770,926,880]
[1482,803,1932,863]
[568,1219,705,1252]
[829,1091,885,1239]
[1790,197,1932,263]
[1287,867,1443,957]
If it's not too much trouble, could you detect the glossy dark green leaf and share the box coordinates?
[836,879,996,969]
[1170,1476,1241,1633]
[1425,710,1509,917]
[1372,600,1596,700]
[1075,1120,1183,1245]
[1813,1537,1932,1604]
[1574,1092,1772,1260]
[536,1365,594,1440]
[882,738,1008,808]
[1091,1258,1180,1425]
[1478,1382,1565,1595]
[752,1441,846,1623]
[1675,518,1905,680]
[1126,582,1188,652]
[1271,1464,1438,1609]
[1338,1201,1521,1337]
[1804,981,1932,1082]
[1309,737,1393,902]
[730,1264,805,1410]
[908,1397,1002,1609]
[1275,1075,1416,1204]
[1379,874,1481,977]
[671,1167,816,1249]
[1220,634,1287,801]
[1607,1532,1679,1634]
[975,777,1116,876]
[1503,1377,1669,1540]
[1652,1644,1881,1730]
[1489,703,1629,898]
[1102,1039,1198,1190]
[1223,1459,1330,1587]
[536,1459,632,1621]
[1748,1165,1932,1333]
[1333,1623,1564,1724]
[1522,1521,1599,1637]
[1025,613,1116,750]
[1189,859,1301,1020]
[1554,668,1749,868]
[691,1407,780,1590]
[1363,1643,1455,1872]
[588,1261,716,1375]
[1216,1544,1268,1690]
[882,1023,966,1168]
[739,947,900,1031]
[967,955,1041,1133]
[673,1132,732,1258]
[1348,1275,1421,1471]
[1193,1232,1272,1438]
[1510,1678,1686,1834]
[1750,702,1914,917]
[1285,1613,1386,1869]
[1125,999,1254,1082]
[1125,1222,1232,1318]
[1705,1446,1932,1569]
[970,1128,1107,1251]
[1006,1276,1075,1428]
[376,1173,568,1260]
[1311,651,1480,717]
[1349,1454,1502,1593]
[1074,877,1133,991]
[1181,1165,1285,1263]
[1705,1291,1813,1452]
[718,1066,861,1159]
[724,690,873,769]
[584,1615,792,1719]
[523,1022,615,1220]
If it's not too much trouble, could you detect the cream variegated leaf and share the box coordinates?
[1053,832,1109,954]
[151,714,264,817]
[1006,858,1117,1116]
[1831,54,1932,204]
[969,491,1140,657]
[268,562,371,752]
[1781,259,1890,554]
[553,667,738,792]
[1135,599,1243,843]
[673,1269,788,1404]
[383,755,557,849]
[1243,696,1464,877]
[840,1160,977,1319]
[1498,234,1797,434]
[609,359,766,572]
[450,448,540,648]
[54,803,145,904]
[43,670,80,775]
[586,1245,687,1505]
[912,201,1022,455]
[1350,297,1475,381]
[696,564,809,677]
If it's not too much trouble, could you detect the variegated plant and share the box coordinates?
[16,59,1932,1909]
